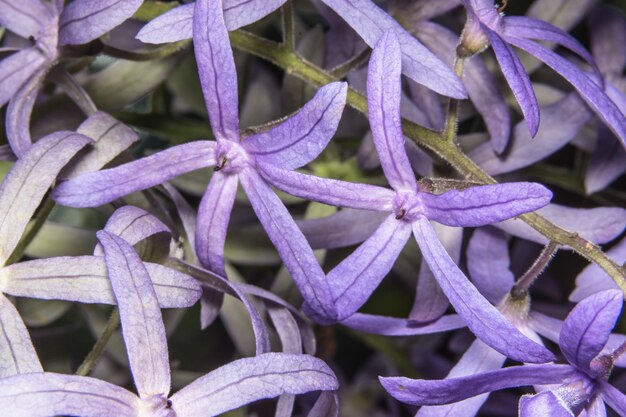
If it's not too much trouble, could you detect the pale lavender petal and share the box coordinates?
[240,169,336,320]
[586,395,608,417]
[467,227,514,304]
[0,0,53,39]
[505,36,626,147]
[560,289,623,371]
[62,112,140,179]
[469,93,593,175]
[600,381,626,416]
[589,6,626,76]
[417,340,507,417]
[421,182,552,227]
[244,82,347,170]
[195,172,238,274]
[0,131,91,265]
[137,0,287,44]
[0,256,202,308]
[0,372,139,417]
[401,0,460,21]
[0,293,43,376]
[317,0,466,98]
[410,224,461,323]
[412,217,555,363]
[528,312,563,344]
[59,0,143,45]
[519,391,575,417]
[97,230,170,397]
[368,30,418,192]
[53,141,216,208]
[342,313,466,336]
[257,162,394,211]
[298,209,388,249]
[0,47,45,109]
[193,0,240,142]
[485,28,540,136]
[171,353,338,417]
[163,183,197,255]
[379,364,574,405]
[585,124,626,194]
[307,391,339,417]
[495,204,626,245]
[526,0,599,33]
[328,215,412,321]
[570,237,626,302]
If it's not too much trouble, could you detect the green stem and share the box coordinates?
[76,308,120,377]
[5,198,55,266]
[510,241,558,299]
[281,0,295,50]
[102,41,189,62]
[444,57,466,142]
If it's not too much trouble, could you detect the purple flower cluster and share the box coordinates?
[0,0,625,416]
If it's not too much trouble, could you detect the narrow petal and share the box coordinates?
[137,0,288,44]
[600,382,626,416]
[195,172,238,274]
[586,395,608,417]
[467,227,514,304]
[306,391,339,417]
[560,289,623,371]
[0,256,202,308]
[421,182,552,227]
[97,231,170,397]
[403,0,460,21]
[244,82,347,170]
[585,124,626,194]
[0,48,45,109]
[589,6,626,76]
[0,0,53,39]
[317,0,466,98]
[258,162,394,211]
[505,36,626,147]
[193,0,240,142]
[342,313,466,336]
[59,0,143,45]
[519,391,575,417]
[0,131,91,265]
[379,364,574,406]
[412,217,555,363]
[53,141,216,208]
[367,30,418,192]
[526,0,598,34]
[0,293,43,376]
[171,353,338,417]
[239,169,336,320]
[0,372,139,417]
[328,215,412,321]
[485,27,540,136]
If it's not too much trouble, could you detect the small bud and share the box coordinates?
[457,12,490,58]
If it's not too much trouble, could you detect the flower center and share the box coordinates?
[138,394,176,417]
[392,191,423,222]
[213,141,250,175]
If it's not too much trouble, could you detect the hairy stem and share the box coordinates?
[76,308,120,376]
[511,241,559,299]
[5,198,55,266]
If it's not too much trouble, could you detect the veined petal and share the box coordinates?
[59,0,143,45]
[484,27,540,136]
[519,391,576,417]
[504,35,626,148]
[195,172,238,274]
[171,353,338,417]
[342,313,466,336]
[0,372,139,417]
[244,82,347,170]
[258,163,394,211]
[0,47,46,109]
[368,30,418,192]
[298,209,388,249]
[589,6,626,76]
[97,230,171,398]
[0,256,202,308]
[239,169,335,320]
[412,217,555,363]
[421,182,552,227]
[0,131,91,266]
[560,289,623,372]
[193,0,240,142]
[600,381,626,416]
[137,0,287,44]
[0,0,53,39]
[317,0,466,98]
[0,293,43,376]
[379,364,574,406]
[53,141,216,208]
[328,215,412,321]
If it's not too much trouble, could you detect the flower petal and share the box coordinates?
[560,289,623,371]
[59,0,143,45]
[585,123,626,194]
[97,230,170,397]
[589,6,626,76]
[171,353,338,417]
[53,141,216,208]
[342,313,466,336]
[0,131,91,266]
[0,48,45,109]
[0,293,42,376]
[600,381,626,416]
[0,0,53,39]
[519,391,575,417]
[412,217,555,363]
[244,82,347,170]
[193,0,240,142]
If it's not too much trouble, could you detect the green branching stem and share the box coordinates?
[510,241,559,299]
[5,198,55,266]
[102,40,190,62]
[444,57,466,142]
[228,29,626,289]
[281,0,296,50]
[75,308,120,377]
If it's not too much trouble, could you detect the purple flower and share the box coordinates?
[460,0,626,146]
[261,30,554,364]
[381,289,626,416]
